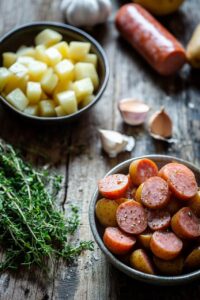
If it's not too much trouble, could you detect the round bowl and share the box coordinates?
[89,155,200,285]
[0,22,109,124]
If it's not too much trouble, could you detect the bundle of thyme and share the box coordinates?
[0,141,93,272]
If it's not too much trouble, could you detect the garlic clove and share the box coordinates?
[99,129,135,158]
[118,98,150,126]
[148,107,173,139]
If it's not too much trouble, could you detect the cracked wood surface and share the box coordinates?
[0,0,200,299]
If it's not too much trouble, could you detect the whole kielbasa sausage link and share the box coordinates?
[115,4,186,75]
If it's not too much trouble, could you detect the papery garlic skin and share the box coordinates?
[99,129,135,158]
[149,107,173,139]
[61,0,112,27]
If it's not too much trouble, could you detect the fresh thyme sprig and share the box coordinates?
[0,141,93,272]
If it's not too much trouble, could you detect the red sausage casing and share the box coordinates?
[115,4,186,75]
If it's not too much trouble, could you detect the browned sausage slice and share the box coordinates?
[147,209,171,231]
[115,4,186,75]
[171,207,200,239]
[116,200,147,234]
[150,231,183,260]
[141,176,169,209]
[159,163,198,200]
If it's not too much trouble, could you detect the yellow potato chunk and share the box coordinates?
[24,104,38,116]
[57,90,77,114]
[9,62,28,78]
[73,77,94,102]
[41,68,58,94]
[35,29,62,47]
[3,52,17,68]
[52,41,69,58]
[83,53,98,67]
[17,56,35,66]
[95,198,118,227]
[0,68,12,92]
[28,61,47,81]
[130,249,155,275]
[6,88,28,111]
[39,100,56,117]
[3,74,28,94]
[55,105,67,117]
[17,46,36,57]
[79,94,95,108]
[69,42,91,61]
[75,62,99,89]
[53,80,73,102]
[35,45,49,64]
[54,59,74,81]
[45,47,62,66]
[26,82,42,104]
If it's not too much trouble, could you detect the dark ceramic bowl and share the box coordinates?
[89,155,200,285]
[0,22,109,124]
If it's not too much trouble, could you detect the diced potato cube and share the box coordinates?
[3,74,28,94]
[26,82,42,104]
[73,78,94,102]
[35,29,62,47]
[17,46,36,57]
[9,62,28,78]
[28,61,47,81]
[6,88,28,111]
[40,91,48,100]
[41,68,58,94]
[54,59,74,81]
[35,45,49,64]
[17,56,35,66]
[57,90,77,114]
[55,105,67,117]
[0,68,12,92]
[52,41,69,58]
[39,100,56,117]
[69,42,91,61]
[83,54,98,67]
[45,48,62,66]
[3,52,17,68]
[53,80,73,103]
[24,104,39,116]
[75,62,99,89]
[80,94,95,108]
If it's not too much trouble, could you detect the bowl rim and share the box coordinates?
[89,154,200,285]
[0,21,109,122]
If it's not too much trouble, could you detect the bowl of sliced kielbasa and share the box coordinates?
[89,155,200,285]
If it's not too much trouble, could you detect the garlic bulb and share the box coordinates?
[99,129,135,158]
[148,107,173,140]
[118,98,150,125]
[61,0,112,27]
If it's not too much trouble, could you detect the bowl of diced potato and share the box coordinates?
[0,22,109,123]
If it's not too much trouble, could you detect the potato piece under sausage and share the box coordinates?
[153,256,184,275]
[171,207,200,239]
[130,249,155,275]
[150,231,183,260]
[95,198,119,227]
[188,191,200,217]
[185,246,200,270]
[103,227,136,255]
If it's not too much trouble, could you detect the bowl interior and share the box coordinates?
[0,23,109,123]
[89,155,200,285]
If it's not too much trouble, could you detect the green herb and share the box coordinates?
[0,141,93,272]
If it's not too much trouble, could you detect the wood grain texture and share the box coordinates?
[0,0,200,299]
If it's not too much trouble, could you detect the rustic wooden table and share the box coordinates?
[0,0,200,299]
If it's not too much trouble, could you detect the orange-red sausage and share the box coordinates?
[98,174,129,199]
[171,207,200,239]
[141,176,170,209]
[115,4,186,75]
[129,158,158,186]
[147,209,171,231]
[150,231,183,260]
[159,163,198,200]
[103,227,136,255]
[116,200,147,234]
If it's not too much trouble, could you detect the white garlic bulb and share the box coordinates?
[61,0,112,27]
